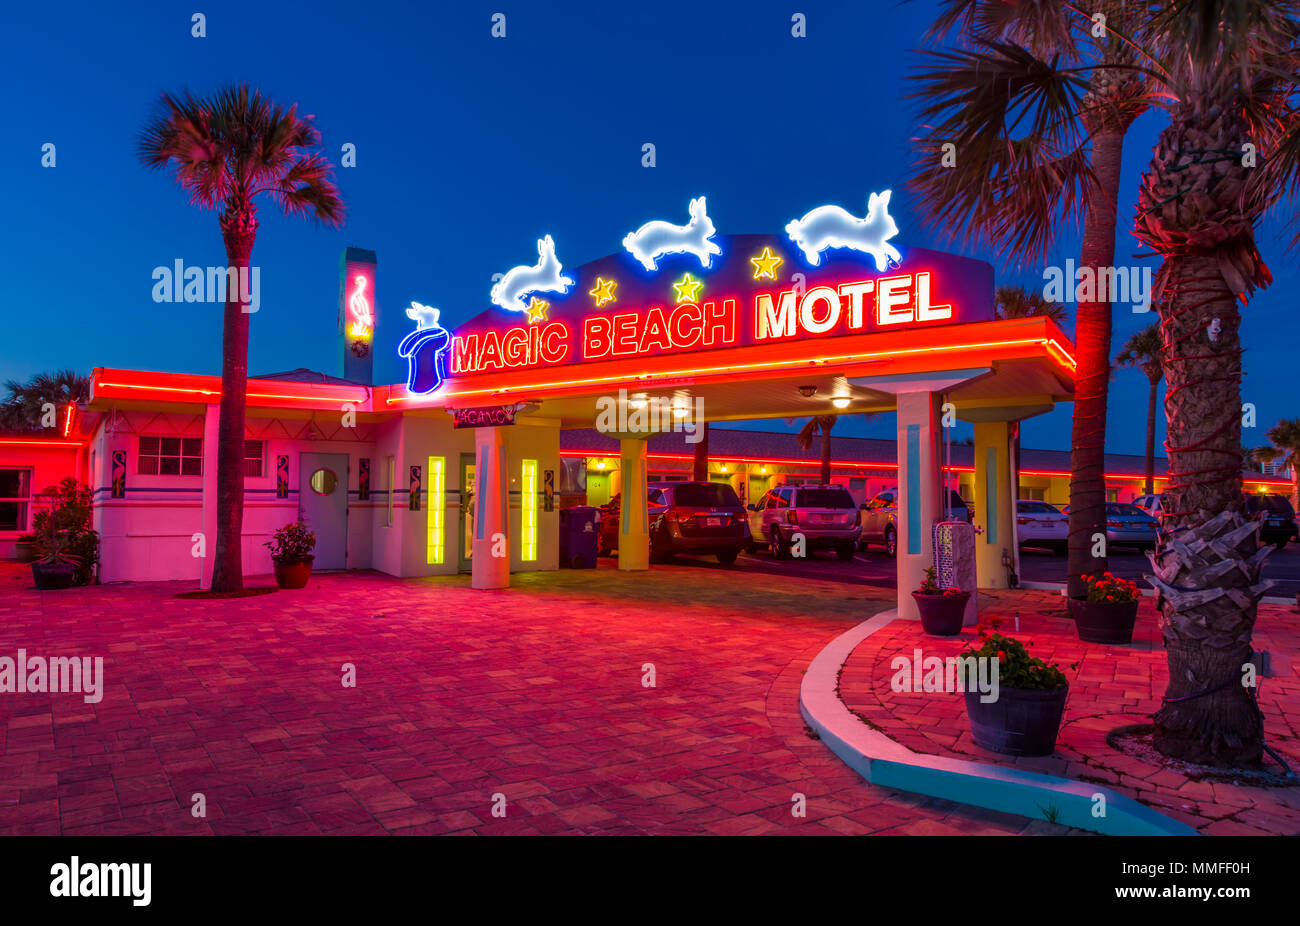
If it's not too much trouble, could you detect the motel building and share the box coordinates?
[3,216,1289,618]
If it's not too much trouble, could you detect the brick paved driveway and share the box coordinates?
[0,561,1067,835]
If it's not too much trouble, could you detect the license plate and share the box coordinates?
[705,517,721,527]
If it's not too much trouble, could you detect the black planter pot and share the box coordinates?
[32,561,76,590]
[1068,597,1139,644]
[964,685,1068,757]
[912,592,969,636]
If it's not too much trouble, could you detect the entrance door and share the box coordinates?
[300,452,349,570]
[458,453,475,573]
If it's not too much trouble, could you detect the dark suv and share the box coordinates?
[600,481,750,564]
[1243,493,1297,550]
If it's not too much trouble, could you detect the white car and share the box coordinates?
[1017,500,1068,555]
[1132,493,1167,517]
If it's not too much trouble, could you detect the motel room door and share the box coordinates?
[300,452,349,570]
[457,453,475,573]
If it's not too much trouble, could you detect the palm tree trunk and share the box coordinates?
[1144,378,1158,496]
[1149,255,1265,766]
[692,422,709,482]
[211,208,257,592]
[821,423,832,484]
[1066,129,1125,599]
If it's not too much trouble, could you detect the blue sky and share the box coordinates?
[1,0,1295,455]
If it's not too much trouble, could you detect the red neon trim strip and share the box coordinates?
[95,381,369,405]
[0,438,85,448]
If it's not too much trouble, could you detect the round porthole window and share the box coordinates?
[310,468,338,495]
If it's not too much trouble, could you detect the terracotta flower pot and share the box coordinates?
[13,541,37,564]
[964,684,1068,757]
[912,591,969,636]
[1068,597,1139,644]
[273,556,314,589]
[32,561,76,590]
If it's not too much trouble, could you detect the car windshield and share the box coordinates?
[671,483,741,507]
[795,488,855,509]
[1106,504,1147,517]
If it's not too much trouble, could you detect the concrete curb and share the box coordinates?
[799,609,1199,836]
[1017,579,1295,608]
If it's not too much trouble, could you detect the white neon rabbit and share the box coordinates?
[489,235,575,313]
[622,196,722,271]
[785,190,901,270]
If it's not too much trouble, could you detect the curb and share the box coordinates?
[799,609,1199,836]
[1017,579,1295,608]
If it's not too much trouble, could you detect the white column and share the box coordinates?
[471,426,510,589]
[200,404,220,589]
[895,391,942,620]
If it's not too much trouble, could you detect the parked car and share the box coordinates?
[1016,500,1068,555]
[1104,502,1158,549]
[858,487,971,556]
[603,482,750,564]
[597,491,665,557]
[1243,492,1298,550]
[747,484,861,561]
[1132,493,1168,517]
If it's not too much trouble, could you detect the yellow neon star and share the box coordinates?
[750,247,783,280]
[672,273,703,304]
[589,277,617,307]
[525,297,549,324]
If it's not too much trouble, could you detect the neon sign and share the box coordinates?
[786,190,901,270]
[489,235,575,313]
[398,302,452,395]
[622,196,721,271]
[348,273,374,343]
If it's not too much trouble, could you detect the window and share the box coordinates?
[0,468,32,532]
[520,459,538,562]
[138,436,202,476]
[244,440,264,477]
[794,487,856,509]
[427,456,446,564]
[670,483,741,507]
[1105,487,1121,502]
[1020,486,1046,501]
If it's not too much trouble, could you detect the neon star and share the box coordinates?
[589,277,618,307]
[525,297,550,324]
[750,247,783,280]
[672,273,703,304]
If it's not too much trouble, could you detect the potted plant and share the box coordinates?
[266,519,316,589]
[961,620,1072,757]
[31,514,80,590]
[13,533,38,563]
[1068,572,1141,644]
[912,566,969,636]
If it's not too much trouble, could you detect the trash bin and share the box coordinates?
[559,506,600,568]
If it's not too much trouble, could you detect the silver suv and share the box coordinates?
[859,487,971,556]
[747,484,861,561]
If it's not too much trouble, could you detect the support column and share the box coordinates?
[973,420,1016,589]
[472,426,510,589]
[896,392,942,620]
[617,437,649,571]
[200,404,220,589]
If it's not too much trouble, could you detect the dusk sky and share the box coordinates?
[3,0,1296,455]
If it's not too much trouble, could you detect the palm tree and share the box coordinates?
[796,416,837,484]
[0,370,89,432]
[1253,419,1300,515]
[1128,3,1300,766]
[1115,324,1163,495]
[995,284,1068,326]
[139,86,344,591]
[909,0,1149,600]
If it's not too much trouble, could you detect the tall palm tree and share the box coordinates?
[910,0,1150,600]
[0,370,89,432]
[1129,2,1300,766]
[1115,324,1164,495]
[1252,419,1300,509]
[796,416,837,484]
[139,86,344,591]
